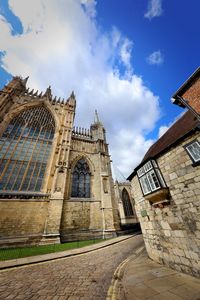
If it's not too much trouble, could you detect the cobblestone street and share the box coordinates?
[0,235,143,300]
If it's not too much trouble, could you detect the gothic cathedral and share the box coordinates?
[0,76,137,247]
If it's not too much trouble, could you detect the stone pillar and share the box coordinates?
[41,94,76,244]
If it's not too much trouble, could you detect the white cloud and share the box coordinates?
[111,26,121,48]
[111,129,154,176]
[158,125,168,138]
[146,50,164,65]
[0,15,12,39]
[120,38,133,73]
[144,0,163,20]
[0,0,161,178]
[80,0,97,18]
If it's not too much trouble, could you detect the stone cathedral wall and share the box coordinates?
[0,199,48,247]
[132,132,200,277]
[0,77,119,246]
[60,136,117,241]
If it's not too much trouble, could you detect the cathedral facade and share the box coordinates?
[0,76,122,247]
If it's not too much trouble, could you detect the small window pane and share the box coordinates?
[137,166,144,177]
[138,160,166,195]
[147,170,160,191]
[144,161,152,172]
[140,175,151,195]
[186,141,200,162]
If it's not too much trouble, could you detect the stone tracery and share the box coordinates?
[0,106,55,192]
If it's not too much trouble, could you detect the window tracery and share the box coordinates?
[71,158,90,198]
[122,188,134,217]
[0,106,55,192]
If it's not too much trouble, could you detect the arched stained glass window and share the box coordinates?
[122,188,134,217]
[71,158,90,198]
[0,106,55,192]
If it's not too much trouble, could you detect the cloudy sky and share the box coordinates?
[0,0,199,178]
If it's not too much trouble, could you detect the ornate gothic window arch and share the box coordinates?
[0,106,55,192]
[71,158,90,198]
[122,188,134,217]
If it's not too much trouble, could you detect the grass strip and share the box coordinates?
[0,239,105,261]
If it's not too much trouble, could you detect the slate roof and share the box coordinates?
[127,110,200,181]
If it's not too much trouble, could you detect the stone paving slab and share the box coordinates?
[117,250,200,300]
[0,234,144,300]
[0,234,140,270]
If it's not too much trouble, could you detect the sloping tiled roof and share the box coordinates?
[127,110,199,181]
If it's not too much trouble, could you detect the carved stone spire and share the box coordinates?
[22,76,29,86]
[94,109,100,123]
[44,85,52,99]
[91,110,105,141]
[67,90,76,107]
[71,91,75,99]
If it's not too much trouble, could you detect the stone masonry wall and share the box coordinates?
[61,201,91,231]
[131,132,200,277]
[0,199,48,247]
[60,135,118,241]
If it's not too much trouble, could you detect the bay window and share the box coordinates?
[137,160,166,196]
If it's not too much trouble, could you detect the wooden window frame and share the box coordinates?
[184,139,200,166]
[137,160,167,196]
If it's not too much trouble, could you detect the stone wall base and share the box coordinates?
[39,234,61,245]
[147,249,200,278]
[0,235,42,249]
[61,229,117,242]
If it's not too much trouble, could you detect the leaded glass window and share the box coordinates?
[137,160,166,195]
[122,188,134,217]
[0,106,55,192]
[71,158,90,198]
[185,140,200,163]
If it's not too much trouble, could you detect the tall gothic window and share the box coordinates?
[122,188,134,217]
[0,106,55,192]
[71,158,90,198]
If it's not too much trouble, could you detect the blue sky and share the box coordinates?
[0,0,199,177]
[96,0,199,134]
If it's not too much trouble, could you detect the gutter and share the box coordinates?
[171,95,200,122]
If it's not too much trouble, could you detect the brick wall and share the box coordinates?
[182,77,200,114]
[131,132,200,277]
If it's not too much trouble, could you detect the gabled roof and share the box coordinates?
[127,110,199,181]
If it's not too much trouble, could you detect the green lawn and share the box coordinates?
[0,239,105,261]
